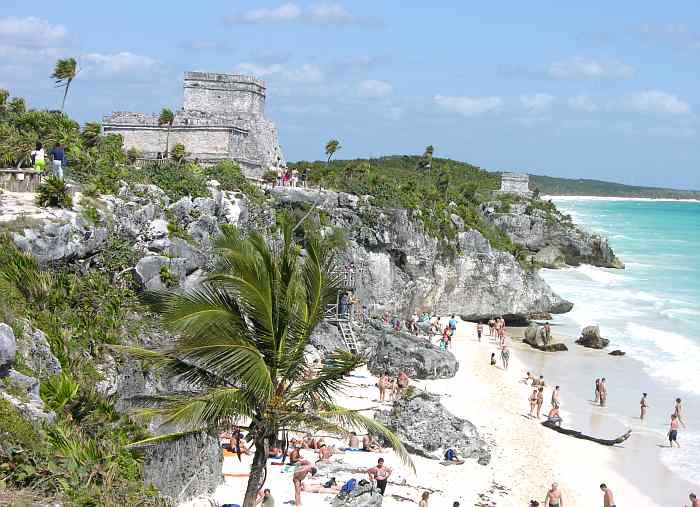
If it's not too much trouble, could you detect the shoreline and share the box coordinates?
[542,194,700,203]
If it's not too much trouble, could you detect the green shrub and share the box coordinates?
[170,142,186,162]
[40,372,80,412]
[36,176,73,208]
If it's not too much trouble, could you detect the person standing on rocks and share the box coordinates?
[640,393,648,420]
[419,491,430,507]
[544,482,564,507]
[599,483,615,507]
[368,457,392,495]
[599,378,607,407]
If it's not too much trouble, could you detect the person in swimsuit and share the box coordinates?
[491,353,497,367]
[547,406,562,426]
[536,387,545,418]
[594,379,601,403]
[317,444,333,461]
[669,414,681,447]
[368,457,392,495]
[476,322,483,342]
[521,371,534,385]
[293,461,317,507]
[599,483,615,507]
[488,319,495,336]
[501,345,510,369]
[599,378,607,407]
[529,388,539,418]
[348,432,360,449]
[687,492,698,507]
[288,447,302,464]
[640,392,648,420]
[551,386,561,409]
[544,482,563,507]
[378,372,390,402]
[419,491,430,507]
[675,398,687,428]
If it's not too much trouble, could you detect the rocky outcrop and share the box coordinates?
[480,200,624,269]
[576,326,609,349]
[332,483,383,507]
[523,322,568,352]
[533,245,567,269]
[0,323,16,377]
[14,321,62,379]
[375,391,490,465]
[366,323,459,379]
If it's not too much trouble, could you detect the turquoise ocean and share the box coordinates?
[539,197,700,488]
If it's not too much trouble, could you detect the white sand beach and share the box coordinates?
[198,319,655,507]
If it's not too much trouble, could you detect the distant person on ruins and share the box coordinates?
[640,393,648,420]
[31,142,45,173]
[50,143,66,179]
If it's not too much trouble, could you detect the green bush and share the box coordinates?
[170,142,186,162]
[40,372,80,412]
[36,176,73,208]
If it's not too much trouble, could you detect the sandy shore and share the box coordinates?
[194,319,657,506]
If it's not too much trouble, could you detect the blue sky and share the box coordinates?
[2,1,700,189]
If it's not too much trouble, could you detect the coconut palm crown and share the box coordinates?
[324,138,341,164]
[158,108,174,157]
[51,58,78,112]
[120,221,412,507]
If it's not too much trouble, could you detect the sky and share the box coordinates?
[2,1,700,190]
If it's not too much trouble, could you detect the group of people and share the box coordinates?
[377,371,410,402]
[30,142,67,179]
[274,167,310,188]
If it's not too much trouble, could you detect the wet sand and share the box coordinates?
[509,324,697,505]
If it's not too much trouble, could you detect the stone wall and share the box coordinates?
[111,125,233,159]
[183,72,265,117]
[500,172,531,195]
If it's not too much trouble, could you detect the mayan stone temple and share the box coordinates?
[499,172,532,196]
[102,71,285,176]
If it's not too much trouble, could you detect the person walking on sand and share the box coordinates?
[543,322,552,345]
[687,492,698,507]
[293,460,317,506]
[537,387,545,418]
[449,314,458,335]
[491,352,497,367]
[378,372,389,402]
[544,482,564,507]
[669,414,681,448]
[477,321,483,342]
[599,378,607,407]
[594,379,601,404]
[419,491,430,507]
[599,484,615,507]
[529,388,539,418]
[551,386,561,409]
[640,393,648,420]
[501,344,510,369]
[368,457,392,495]
[675,398,687,428]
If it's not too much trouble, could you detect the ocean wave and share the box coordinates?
[573,265,629,286]
[660,431,700,487]
[544,195,700,203]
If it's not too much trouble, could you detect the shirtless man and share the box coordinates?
[521,371,535,385]
[640,392,648,420]
[687,492,698,507]
[599,484,615,507]
[543,322,552,345]
[669,414,681,448]
[348,432,360,449]
[544,482,564,507]
[675,398,687,428]
[368,457,392,495]
[378,372,389,402]
[551,386,561,409]
[362,434,381,452]
[317,444,333,461]
[599,378,607,407]
[293,461,317,507]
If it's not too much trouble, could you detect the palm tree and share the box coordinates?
[158,108,174,157]
[119,222,412,507]
[51,58,78,112]
[82,122,102,148]
[324,139,341,164]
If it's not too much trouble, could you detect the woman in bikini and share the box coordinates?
[536,387,545,418]
[529,388,539,417]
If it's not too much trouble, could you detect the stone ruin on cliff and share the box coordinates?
[102,71,285,177]
[499,172,532,197]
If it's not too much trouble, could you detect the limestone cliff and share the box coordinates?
[480,199,624,269]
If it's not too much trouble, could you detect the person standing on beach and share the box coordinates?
[368,457,392,495]
[669,414,681,448]
[501,345,510,369]
[687,492,698,507]
[675,398,687,428]
[595,379,601,404]
[599,378,607,407]
[544,482,564,507]
[599,484,615,507]
[491,352,497,367]
[544,322,552,345]
[292,461,317,507]
[537,387,545,418]
[551,386,561,409]
[378,372,389,402]
[449,314,458,335]
[529,388,539,418]
[419,491,430,507]
[477,321,483,342]
[640,393,648,420]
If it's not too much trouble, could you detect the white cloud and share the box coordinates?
[520,93,555,114]
[548,56,633,79]
[568,94,598,112]
[0,16,69,49]
[434,94,503,116]
[620,90,690,115]
[357,79,392,98]
[226,2,359,24]
[234,62,324,83]
[81,52,159,77]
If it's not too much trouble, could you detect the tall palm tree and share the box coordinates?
[158,108,174,157]
[51,58,78,112]
[324,139,341,164]
[119,222,412,507]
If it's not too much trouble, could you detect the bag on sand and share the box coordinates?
[341,478,357,493]
[444,448,456,461]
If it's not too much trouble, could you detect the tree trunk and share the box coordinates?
[242,436,270,507]
[165,126,171,158]
[60,83,70,112]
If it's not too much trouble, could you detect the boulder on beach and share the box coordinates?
[522,322,568,352]
[576,325,609,349]
[375,390,490,465]
[609,349,626,356]
[533,245,567,268]
[332,483,383,507]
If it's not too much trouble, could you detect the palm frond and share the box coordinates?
[289,350,364,403]
[126,428,209,450]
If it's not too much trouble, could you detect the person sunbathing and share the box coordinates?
[348,432,360,449]
[229,435,251,455]
[317,444,333,461]
[269,447,284,459]
[288,447,302,465]
[362,434,381,452]
[302,434,316,449]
